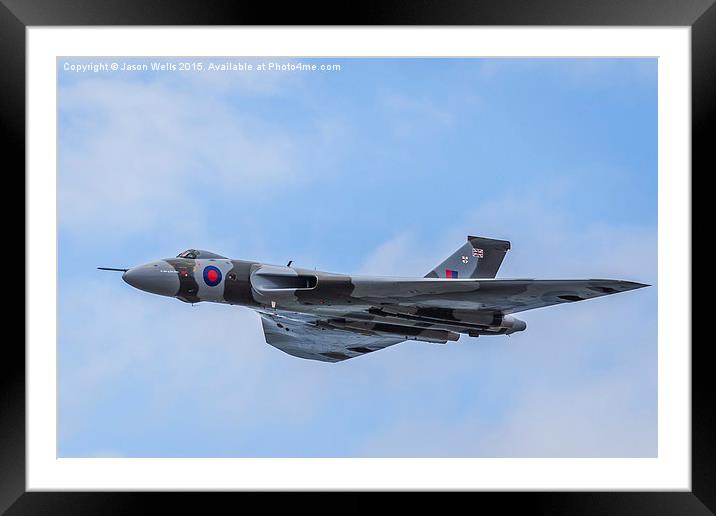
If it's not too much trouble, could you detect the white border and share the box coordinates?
[27,27,691,490]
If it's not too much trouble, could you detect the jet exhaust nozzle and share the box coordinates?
[501,315,527,334]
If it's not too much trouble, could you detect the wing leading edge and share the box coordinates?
[350,277,648,314]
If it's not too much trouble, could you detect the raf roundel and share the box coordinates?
[203,265,223,287]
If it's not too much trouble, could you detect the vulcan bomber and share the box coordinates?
[99,236,648,363]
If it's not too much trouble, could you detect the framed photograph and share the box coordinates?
[7,0,708,512]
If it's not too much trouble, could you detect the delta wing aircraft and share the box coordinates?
[100,236,648,362]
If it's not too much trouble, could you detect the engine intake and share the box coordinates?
[250,265,318,305]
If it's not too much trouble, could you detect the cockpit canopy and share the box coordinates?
[176,249,228,260]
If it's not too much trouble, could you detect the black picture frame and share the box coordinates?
[5,0,709,513]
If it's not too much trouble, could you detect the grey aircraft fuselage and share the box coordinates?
[122,255,525,335]
[109,238,648,362]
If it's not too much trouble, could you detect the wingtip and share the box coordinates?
[624,281,651,290]
[590,279,651,292]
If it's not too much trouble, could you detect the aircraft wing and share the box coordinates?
[257,278,647,363]
[350,277,648,314]
[259,311,404,363]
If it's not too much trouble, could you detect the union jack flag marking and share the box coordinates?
[472,248,484,258]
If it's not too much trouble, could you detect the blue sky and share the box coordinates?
[58,57,657,457]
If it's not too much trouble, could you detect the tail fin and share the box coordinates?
[425,235,510,279]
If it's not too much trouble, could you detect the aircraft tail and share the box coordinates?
[425,235,511,279]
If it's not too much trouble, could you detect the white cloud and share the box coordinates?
[378,89,457,139]
[58,75,343,244]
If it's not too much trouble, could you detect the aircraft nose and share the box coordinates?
[122,261,180,297]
